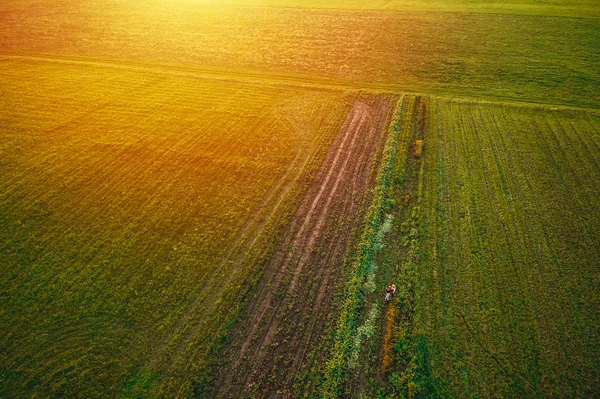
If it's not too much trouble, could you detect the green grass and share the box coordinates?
[381,98,600,398]
[0,59,354,398]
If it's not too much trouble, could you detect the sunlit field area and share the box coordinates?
[0,58,356,397]
[1,0,599,107]
[1,0,599,398]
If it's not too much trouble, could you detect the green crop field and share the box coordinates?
[414,99,600,397]
[1,0,599,398]
[352,97,600,398]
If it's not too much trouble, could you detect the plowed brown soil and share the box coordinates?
[215,93,397,398]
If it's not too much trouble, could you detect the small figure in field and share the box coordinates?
[385,282,396,303]
[404,193,411,206]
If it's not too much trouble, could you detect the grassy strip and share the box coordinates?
[320,96,406,398]
[387,206,430,398]
[381,96,445,398]
[363,95,421,398]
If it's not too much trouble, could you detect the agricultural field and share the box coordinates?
[414,99,600,397]
[1,0,599,398]
[215,94,397,397]
[343,97,600,398]
[0,0,599,108]
[0,58,360,397]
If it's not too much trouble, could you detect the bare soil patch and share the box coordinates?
[215,93,397,398]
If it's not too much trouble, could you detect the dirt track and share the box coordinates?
[216,94,397,398]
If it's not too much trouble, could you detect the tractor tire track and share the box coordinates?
[145,95,325,371]
[231,102,368,368]
[216,94,397,398]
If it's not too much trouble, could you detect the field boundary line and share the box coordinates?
[1,51,599,112]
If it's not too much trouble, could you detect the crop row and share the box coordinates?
[414,99,600,397]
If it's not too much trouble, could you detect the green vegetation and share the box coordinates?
[319,95,427,399]
[376,98,600,398]
[0,59,354,398]
[416,99,600,397]
[1,0,599,397]
[320,96,407,398]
